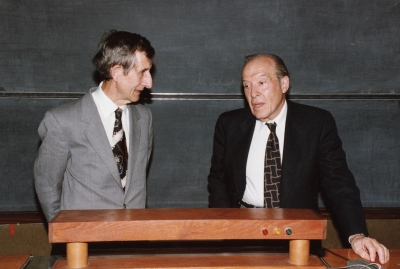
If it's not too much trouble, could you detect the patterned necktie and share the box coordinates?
[264,122,281,208]
[112,108,128,188]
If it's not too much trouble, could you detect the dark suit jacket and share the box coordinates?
[208,100,368,239]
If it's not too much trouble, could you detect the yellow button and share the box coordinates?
[274,228,281,235]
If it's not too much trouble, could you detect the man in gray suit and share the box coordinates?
[34,30,155,222]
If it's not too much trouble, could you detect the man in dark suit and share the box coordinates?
[35,30,154,222]
[207,54,389,264]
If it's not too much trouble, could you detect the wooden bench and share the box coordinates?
[49,208,326,268]
[0,254,31,269]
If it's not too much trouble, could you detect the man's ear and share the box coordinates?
[280,76,290,93]
[110,65,122,81]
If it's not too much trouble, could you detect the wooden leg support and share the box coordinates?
[289,239,310,265]
[67,243,88,268]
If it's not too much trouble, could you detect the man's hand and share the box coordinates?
[349,234,390,264]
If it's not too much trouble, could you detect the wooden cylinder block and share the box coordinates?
[67,242,88,268]
[289,239,310,265]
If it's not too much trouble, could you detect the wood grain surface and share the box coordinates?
[49,208,326,243]
[52,253,325,269]
[321,248,400,269]
[0,254,30,269]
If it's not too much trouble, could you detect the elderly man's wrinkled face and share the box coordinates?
[242,57,289,122]
[111,51,153,106]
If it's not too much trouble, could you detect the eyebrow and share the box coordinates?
[137,64,152,73]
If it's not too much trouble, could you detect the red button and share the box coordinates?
[262,228,268,235]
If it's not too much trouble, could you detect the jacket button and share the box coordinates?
[123,204,126,209]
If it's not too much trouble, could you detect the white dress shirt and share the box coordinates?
[91,83,130,153]
[242,101,287,207]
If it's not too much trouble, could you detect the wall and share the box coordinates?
[0,1,399,220]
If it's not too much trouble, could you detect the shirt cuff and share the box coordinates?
[348,233,365,244]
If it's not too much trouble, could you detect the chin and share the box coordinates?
[130,94,141,103]
[255,114,270,122]
[253,111,266,119]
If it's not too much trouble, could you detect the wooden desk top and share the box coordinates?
[51,208,325,222]
[0,254,31,269]
[50,249,400,269]
[52,253,325,269]
[321,248,400,269]
[49,208,326,243]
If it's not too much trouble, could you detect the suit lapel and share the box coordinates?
[81,91,122,186]
[280,101,307,207]
[124,104,141,192]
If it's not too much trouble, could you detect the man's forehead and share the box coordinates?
[242,65,274,79]
[135,52,152,67]
[243,58,276,77]
[242,71,269,80]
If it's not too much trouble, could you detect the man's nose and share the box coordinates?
[142,71,152,89]
[250,85,259,97]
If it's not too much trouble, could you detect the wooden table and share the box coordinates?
[0,254,31,269]
[321,248,400,269]
[49,208,327,268]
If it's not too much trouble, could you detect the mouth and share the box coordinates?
[252,102,263,109]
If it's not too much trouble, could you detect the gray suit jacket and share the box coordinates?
[34,89,153,222]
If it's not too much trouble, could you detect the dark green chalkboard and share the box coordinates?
[0,0,399,212]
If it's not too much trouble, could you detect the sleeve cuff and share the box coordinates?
[348,233,366,244]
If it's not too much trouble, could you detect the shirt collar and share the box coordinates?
[254,100,287,132]
[92,82,125,119]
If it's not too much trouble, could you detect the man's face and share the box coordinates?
[113,51,153,105]
[242,57,289,122]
